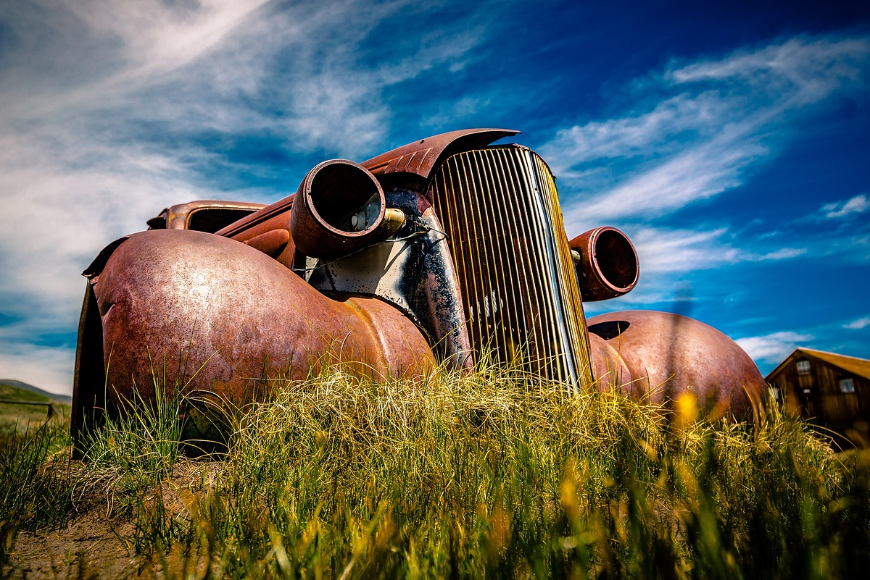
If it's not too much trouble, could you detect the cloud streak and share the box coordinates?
[821,194,869,219]
[844,317,870,330]
[736,331,814,364]
[545,35,870,229]
[630,226,806,274]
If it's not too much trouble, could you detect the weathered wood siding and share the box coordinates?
[769,355,870,444]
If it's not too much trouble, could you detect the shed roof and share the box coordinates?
[766,348,870,382]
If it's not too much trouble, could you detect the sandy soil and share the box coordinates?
[4,510,140,579]
[2,460,217,579]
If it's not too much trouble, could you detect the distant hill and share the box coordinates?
[0,380,71,431]
[0,379,72,404]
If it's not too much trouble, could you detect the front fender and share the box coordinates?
[79,229,435,411]
[588,310,765,416]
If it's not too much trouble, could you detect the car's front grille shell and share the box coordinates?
[430,147,592,390]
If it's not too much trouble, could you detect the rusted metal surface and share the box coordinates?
[290,159,387,260]
[244,229,291,258]
[86,229,435,409]
[587,333,635,390]
[362,128,519,193]
[429,147,593,388]
[215,159,388,266]
[215,195,294,238]
[587,310,765,416]
[215,194,297,268]
[148,200,267,231]
[308,189,473,369]
[570,227,639,302]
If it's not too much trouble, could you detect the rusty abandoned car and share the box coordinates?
[71,128,765,444]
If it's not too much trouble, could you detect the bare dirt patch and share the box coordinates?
[2,459,219,579]
[5,509,139,579]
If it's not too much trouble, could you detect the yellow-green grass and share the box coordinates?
[4,362,870,578]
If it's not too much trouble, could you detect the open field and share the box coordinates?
[2,364,870,579]
[0,381,70,433]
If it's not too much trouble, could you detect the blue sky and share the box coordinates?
[0,0,868,395]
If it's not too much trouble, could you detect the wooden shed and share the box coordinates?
[766,348,870,446]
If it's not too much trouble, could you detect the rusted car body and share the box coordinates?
[72,128,765,444]
[146,199,267,232]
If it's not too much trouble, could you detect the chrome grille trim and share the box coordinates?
[430,147,592,390]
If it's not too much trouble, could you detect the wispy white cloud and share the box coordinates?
[0,0,504,392]
[755,192,870,263]
[551,36,868,324]
[546,35,870,228]
[589,225,805,313]
[66,0,270,77]
[667,37,870,105]
[630,226,805,273]
[632,227,736,273]
[0,0,271,125]
[844,317,870,330]
[1,0,489,156]
[570,136,767,222]
[736,331,814,364]
[542,94,728,167]
[821,194,869,219]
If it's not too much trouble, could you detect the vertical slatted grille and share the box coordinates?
[430,147,592,390]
